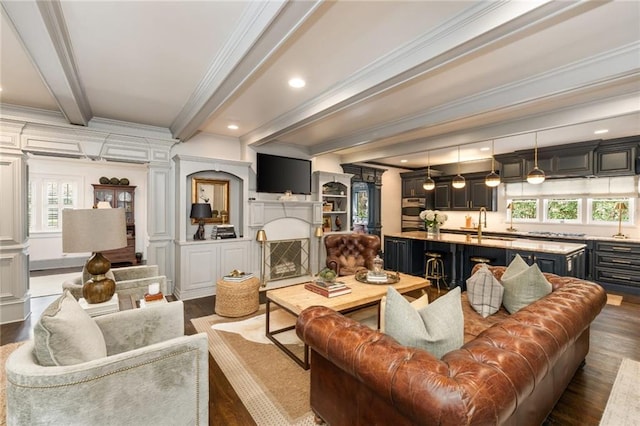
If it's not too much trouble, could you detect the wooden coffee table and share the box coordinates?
[265,272,430,369]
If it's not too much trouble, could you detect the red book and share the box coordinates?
[304,283,352,298]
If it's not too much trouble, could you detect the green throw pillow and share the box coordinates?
[466,264,504,318]
[384,286,463,358]
[379,292,429,333]
[33,290,107,366]
[501,255,552,314]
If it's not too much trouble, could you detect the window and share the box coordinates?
[29,177,79,232]
[545,198,581,223]
[352,182,369,224]
[589,198,633,224]
[510,199,538,221]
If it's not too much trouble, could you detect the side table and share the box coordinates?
[215,277,261,317]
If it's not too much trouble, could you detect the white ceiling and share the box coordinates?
[1,0,639,169]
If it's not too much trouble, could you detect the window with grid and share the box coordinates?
[29,177,79,232]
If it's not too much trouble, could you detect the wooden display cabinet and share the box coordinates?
[92,184,136,265]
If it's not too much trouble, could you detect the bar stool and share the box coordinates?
[425,252,447,292]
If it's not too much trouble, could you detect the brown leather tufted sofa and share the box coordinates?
[295,266,607,425]
[324,233,381,276]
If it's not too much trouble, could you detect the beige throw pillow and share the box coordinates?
[379,292,429,333]
[466,264,504,318]
[33,290,107,366]
[384,286,463,358]
[501,255,552,314]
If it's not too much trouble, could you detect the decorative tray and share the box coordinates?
[354,270,400,285]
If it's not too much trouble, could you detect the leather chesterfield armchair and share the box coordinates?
[324,233,381,276]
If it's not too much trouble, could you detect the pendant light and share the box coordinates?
[452,146,466,189]
[422,151,435,191]
[485,140,501,187]
[526,133,545,184]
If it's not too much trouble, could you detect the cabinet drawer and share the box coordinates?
[594,252,640,270]
[594,267,640,288]
[594,241,640,256]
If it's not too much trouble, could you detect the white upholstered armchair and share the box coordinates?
[5,294,208,425]
[62,264,168,300]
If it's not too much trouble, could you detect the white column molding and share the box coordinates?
[147,163,174,293]
[0,149,30,324]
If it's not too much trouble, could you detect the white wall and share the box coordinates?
[28,156,148,266]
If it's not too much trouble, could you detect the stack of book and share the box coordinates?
[305,280,352,298]
[222,271,254,282]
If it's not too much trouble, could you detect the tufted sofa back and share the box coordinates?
[296,268,607,425]
[324,233,381,276]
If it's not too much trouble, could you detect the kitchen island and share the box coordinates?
[384,231,586,289]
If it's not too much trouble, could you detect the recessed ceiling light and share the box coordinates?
[400,159,408,163]
[227,124,239,130]
[288,78,306,88]
[594,129,609,135]
[480,146,490,151]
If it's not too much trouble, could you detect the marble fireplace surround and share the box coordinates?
[248,200,323,288]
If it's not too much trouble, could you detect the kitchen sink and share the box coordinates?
[470,236,516,242]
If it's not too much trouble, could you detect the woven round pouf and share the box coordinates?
[215,277,261,317]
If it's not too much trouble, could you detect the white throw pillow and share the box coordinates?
[33,290,107,366]
[466,264,504,318]
[501,255,552,314]
[384,286,463,358]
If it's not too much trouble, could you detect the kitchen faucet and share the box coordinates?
[477,207,487,242]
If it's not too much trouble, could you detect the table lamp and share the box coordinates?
[190,203,213,240]
[506,203,517,232]
[612,202,627,239]
[62,208,127,303]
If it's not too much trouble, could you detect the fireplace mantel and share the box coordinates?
[249,200,323,229]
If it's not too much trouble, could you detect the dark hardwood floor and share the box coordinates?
[2,276,638,425]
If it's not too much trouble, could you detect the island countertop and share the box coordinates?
[385,231,586,255]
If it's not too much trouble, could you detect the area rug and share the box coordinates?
[600,358,640,425]
[191,308,314,425]
[191,306,378,425]
[1,342,25,426]
[29,272,77,297]
[606,294,623,306]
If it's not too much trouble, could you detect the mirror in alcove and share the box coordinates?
[191,178,230,223]
[352,182,369,233]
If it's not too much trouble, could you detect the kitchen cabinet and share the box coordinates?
[439,178,496,211]
[92,184,136,265]
[402,176,426,198]
[595,136,639,176]
[593,241,640,295]
[496,140,599,181]
[506,248,585,278]
[434,182,450,210]
[384,236,425,276]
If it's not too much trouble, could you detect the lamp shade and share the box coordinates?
[256,229,267,242]
[314,227,324,238]
[190,203,213,219]
[422,177,435,191]
[62,208,127,253]
[614,202,628,211]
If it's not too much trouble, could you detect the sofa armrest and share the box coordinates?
[114,275,168,300]
[95,300,184,355]
[6,334,208,425]
[112,264,159,280]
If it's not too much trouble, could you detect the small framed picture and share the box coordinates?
[322,217,332,232]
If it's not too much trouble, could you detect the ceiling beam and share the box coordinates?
[310,42,640,156]
[170,0,324,142]
[1,0,92,126]
[339,91,640,165]
[241,0,605,148]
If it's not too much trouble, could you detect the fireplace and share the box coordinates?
[266,238,310,281]
[248,200,323,288]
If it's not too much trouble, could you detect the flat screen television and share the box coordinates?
[256,153,312,195]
